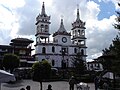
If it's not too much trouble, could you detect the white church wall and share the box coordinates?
[68,46,74,55]
[35,2,87,68]
[54,35,71,45]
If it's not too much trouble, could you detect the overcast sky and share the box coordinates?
[0,0,120,61]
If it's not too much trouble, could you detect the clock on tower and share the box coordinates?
[62,37,67,43]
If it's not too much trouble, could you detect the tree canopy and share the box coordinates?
[32,60,51,90]
[72,52,86,76]
[2,54,20,73]
[102,35,120,74]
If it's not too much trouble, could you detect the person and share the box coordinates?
[69,76,76,90]
[20,88,25,90]
[47,84,52,90]
[94,76,99,90]
[26,85,31,90]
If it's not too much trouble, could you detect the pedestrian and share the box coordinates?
[20,88,25,90]
[94,76,99,90]
[26,85,31,90]
[69,76,76,90]
[47,84,52,90]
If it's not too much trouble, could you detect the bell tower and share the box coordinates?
[35,2,51,44]
[71,6,87,61]
[71,6,86,46]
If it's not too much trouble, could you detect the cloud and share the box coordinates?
[86,15,118,60]
[15,0,40,35]
[0,0,118,61]
[0,0,25,9]
[0,5,16,44]
[74,0,118,61]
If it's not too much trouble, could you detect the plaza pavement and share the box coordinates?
[1,80,95,90]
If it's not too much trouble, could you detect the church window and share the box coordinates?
[45,25,48,29]
[52,46,55,53]
[42,47,46,54]
[41,24,44,28]
[37,25,39,30]
[81,30,85,35]
[75,30,77,36]
[81,49,84,55]
[74,48,77,53]
[81,41,85,45]
[78,30,80,36]
[73,31,75,36]
[52,60,55,66]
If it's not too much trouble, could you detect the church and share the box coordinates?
[34,2,87,68]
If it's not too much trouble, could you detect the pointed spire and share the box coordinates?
[41,2,46,15]
[58,17,66,32]
[76,4,80,21]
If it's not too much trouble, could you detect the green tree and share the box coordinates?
[32,60,51,90]
[72,52,86,76]
[102,35,120,75]
[2,54,20,73]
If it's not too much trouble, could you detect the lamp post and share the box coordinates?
[60,49,66,69]
[60,49,66,79]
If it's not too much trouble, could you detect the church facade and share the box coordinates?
[34,2,87,68]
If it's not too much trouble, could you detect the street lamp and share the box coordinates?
[60,49,66,69]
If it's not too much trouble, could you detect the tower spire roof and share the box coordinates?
[53,17,71,37]
[41,2,46,16]
[58,18,66,32]
[76,4,80,21]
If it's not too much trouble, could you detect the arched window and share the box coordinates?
[52,46,55,53]
[45,25,48,29]
[81,49,84,55]
[81,30,85,35]
[42,47,46,54]
[78,30,80,36]
[41,24,44,28]
[52,60,55,66]
[74,48,77,53]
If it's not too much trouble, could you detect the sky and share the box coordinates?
[0,0,120,61]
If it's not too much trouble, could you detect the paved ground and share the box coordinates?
[1,80,95,90]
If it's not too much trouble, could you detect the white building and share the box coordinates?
[35,2,87,68]
[86,61,103,72]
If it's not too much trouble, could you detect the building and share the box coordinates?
[0,45,13,68]
[10,38,34,67]
[86,61,103,72]
[0,38,34,68]
[35,2,87,68]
